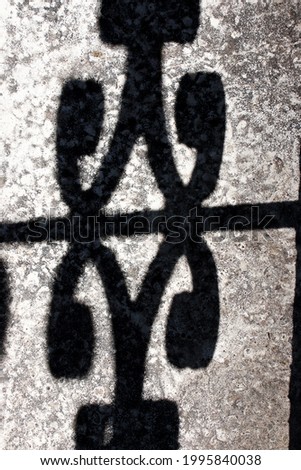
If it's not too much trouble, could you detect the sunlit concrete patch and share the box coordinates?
[103,234,164,301]
[104,137,165,213]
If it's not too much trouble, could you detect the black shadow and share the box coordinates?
[289,145,301,449]
[49,0,222,450]
[71,0,222,449]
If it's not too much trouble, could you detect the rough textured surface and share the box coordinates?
[1,0,300,449]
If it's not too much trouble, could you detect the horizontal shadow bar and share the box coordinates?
[0,200,300,244]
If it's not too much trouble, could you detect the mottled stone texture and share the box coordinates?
[0,0,300,449]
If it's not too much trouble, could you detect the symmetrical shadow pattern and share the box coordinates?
[0,0,300,450]
[50,0,224,449]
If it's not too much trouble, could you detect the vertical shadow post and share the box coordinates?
[0,260,10,357]
[289,145,301,449]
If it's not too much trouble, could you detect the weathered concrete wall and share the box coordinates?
[0,0,300,449]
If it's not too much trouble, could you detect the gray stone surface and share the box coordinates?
[0,0,300,449]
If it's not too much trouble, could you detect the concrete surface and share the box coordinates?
[0,0,300,449]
